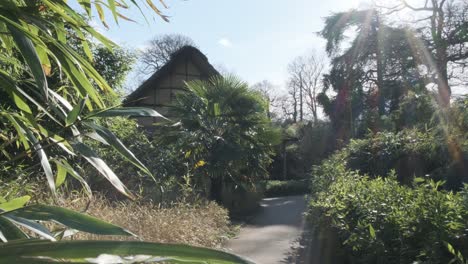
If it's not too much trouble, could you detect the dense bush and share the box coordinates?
[309,117,468,263]
[81,117,188,202]
[264,180,310,197]
[334,127,468,189]
[269,121,334,180]
[310,171,468,263]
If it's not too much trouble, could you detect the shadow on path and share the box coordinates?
[225,195,307,264]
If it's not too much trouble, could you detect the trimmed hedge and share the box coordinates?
[264,180,309,197]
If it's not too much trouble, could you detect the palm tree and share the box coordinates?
[161,76,281,201]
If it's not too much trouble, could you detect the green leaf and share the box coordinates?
[35,45,51,76]
[50,46,102,109]
[108,0,119,23]
[0,196,31,211]
[52,160,92,197]
[18,121,55,195]
[0,73,32,114]
[86,107,165,119]
[78,0,92,16]
[2,113,30,150]
[0,216,28,242]
[369,224,376,239]
[71,142,133,199]
[4,215,55,241]
[84,122,153,177]
[4,205,133,236]
[65,96,87,126]
[8,25,48,100]
[55,163,67,188]
[0,240,254,264]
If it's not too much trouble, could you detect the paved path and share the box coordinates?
[225,196,307,264]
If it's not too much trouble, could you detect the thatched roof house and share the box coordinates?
[125,46,219,127]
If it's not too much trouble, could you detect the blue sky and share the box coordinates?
[82,0,369,91]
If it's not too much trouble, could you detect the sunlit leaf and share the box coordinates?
[0,196,31,211]
[0,216,28,242]
[86,107,165,119]
[4,205,134,236]
[84,122,153,177]
[71,142,133,199]
[7,25,48,100]
[0,240,254,264]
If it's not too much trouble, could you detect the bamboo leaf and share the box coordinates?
[8,25,48,100]
[86,107,165,119]
[0,73,32,114]
[84,122,153,177]
[78,0,92,16]
[35,45,51,76]
[95,3,109,28]
[369,224,376,239]
[0,240,254,264]
[108,0,119,23]
[0,216,28,242]
[65,96,87,126]
[52,160,92,197]
[0,196,31,211]
[71,142,133,199]
[18,121,55,195]
[4,215,56,241]
[55,163,67,188]
[5,205,133,237]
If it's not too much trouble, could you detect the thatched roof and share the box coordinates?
[125,46,219,105]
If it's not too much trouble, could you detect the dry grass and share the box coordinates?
[58,195,231,248]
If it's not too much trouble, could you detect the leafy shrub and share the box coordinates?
[310,173,468,263]
[269,121,334,180]
[220,182,264,216]
[347,129,438,180]
[340,128,468,189]
[264,180,310,197]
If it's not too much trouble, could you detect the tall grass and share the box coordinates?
[58,195,231,248]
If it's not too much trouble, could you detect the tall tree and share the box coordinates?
[251,80,278,119]
[138,34,196,75]
[287,53,325,123]
[319,9,423,135]
[381,0,468,106]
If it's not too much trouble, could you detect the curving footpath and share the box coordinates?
[225,195,308,264]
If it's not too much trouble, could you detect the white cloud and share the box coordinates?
[218,37,233,48]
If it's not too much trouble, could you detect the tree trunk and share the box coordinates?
[282,141,287,180]
[299,73,304,122]
[375,16,386,116]
[436,49,451,107]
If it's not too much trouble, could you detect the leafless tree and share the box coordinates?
[251,80,279,118]
[377,0,468,106]
[276,94,296,121]
[287,52,325,123]
[138,34,196,75]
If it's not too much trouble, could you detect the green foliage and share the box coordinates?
[159,76,281,200]
[346,129,439,180]
[263,180,309,197]
[0,240,253,264]
[310,173,468,263]
[0,1,253,262]
[309,111,468,263]
[82,117,185,201]
[323,126,468,189]
[269,121,333,180]
[0,0,161,199]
